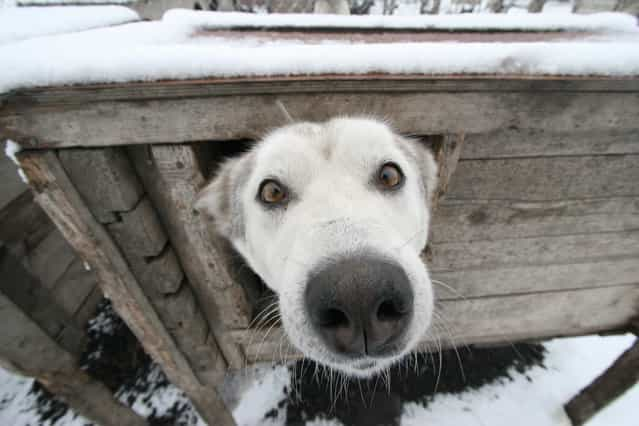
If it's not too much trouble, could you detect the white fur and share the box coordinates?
[197,117,437,377]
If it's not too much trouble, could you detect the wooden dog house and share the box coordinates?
[1,11,638,426]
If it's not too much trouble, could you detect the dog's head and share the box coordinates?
[196,117,437,377]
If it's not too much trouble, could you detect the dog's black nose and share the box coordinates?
[305,255,413,358]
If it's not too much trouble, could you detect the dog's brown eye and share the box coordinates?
[259,180,287,204]
[378,163,403,189]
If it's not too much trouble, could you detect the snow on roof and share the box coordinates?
[0,6,139,45]
[164,9,639,33]
[18,0,133,4]
[1,10,638,94]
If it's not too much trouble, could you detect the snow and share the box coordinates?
[164,9,639,32]
[0,6,139,45]
[228,335,638,426]
[1,10,638,94]
[232,364,290,426]
[401,334,639,426]
[116,364,207,426]
[3,140,28,183]
[18,0,133,4]
[0,368,90,426]
[0,334,637,425]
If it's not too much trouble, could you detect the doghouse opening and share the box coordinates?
[195,134,445,327]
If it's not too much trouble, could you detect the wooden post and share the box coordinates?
[129,144,251,369]
[18,150,236,426]
[59,147,226,387]
[0,245,146,426]
[564,338,639,425]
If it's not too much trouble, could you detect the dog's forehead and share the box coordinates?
[254,119,399,173]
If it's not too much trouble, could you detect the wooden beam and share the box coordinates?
[447,155,639,201]
[431,197,639,244]
[17,151,236,426]
[432,257,639,300]
[3,77,639,111]
[58,148,144,223]
[0,244,86,356]
[0,248,146,426]
[564,339,639,426]
[462,129,639,159]
[129,145,250,369]
[428,133,464,207]
[3,91,639,148]
[429,230,639,272]
[58,148,229,391]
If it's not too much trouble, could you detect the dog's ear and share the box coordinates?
[396,136,439,206]
[195,153,253,239]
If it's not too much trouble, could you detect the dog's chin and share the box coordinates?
[321,354,406,378]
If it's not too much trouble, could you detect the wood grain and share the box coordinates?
[431,197,639,243]
[432,257,639,300]
[58,148,143,223]
[129,144,251,369]
[446,155,639,201]
[4,91,639,148]
[17,150,236,426]
[0,291,146,426]
[429,230,639,272]
[461,129,639,159]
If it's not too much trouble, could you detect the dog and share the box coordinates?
[196,117,438,377]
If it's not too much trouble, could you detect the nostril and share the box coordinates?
[376,299,408,322]
[318,307,350,329]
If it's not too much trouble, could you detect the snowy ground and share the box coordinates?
[3,333,635,426]
[230,334,639,426]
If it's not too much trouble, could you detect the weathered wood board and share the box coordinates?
[2,78,639,148]
[18,150,235,426]
[0,290,145,426]
[129,144,251,369]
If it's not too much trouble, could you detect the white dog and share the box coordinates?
[196,117,438,377]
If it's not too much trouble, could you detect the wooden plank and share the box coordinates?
[129,144,251,369]
[0,293,146,426]
[0,244,86,356]
[427,133,464,207]
[462,129,639,159]
[106,196,167,257]
[429,230,639,272]
[27,228,76,289]
[128,245,184,296]
[564,339,639,426]
[58,148,143,222]
[148,282,226,386]
[0,190,54,250]
[431,197,639,243]
[1,244,86,355]
[73,284,103,327]
[233,283,639,361]
[17,151,236,426]
[50,258,99,322]
[0,151,27,211]
[57,146,226,386]
[3,77,639,112]
[446,155,639,201]
[432,258,639,300]
[3,91,639,148]
[58,148,228,389]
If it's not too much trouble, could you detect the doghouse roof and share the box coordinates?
[1,9,638,94]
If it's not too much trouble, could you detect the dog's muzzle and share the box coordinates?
[304,254,414,359]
